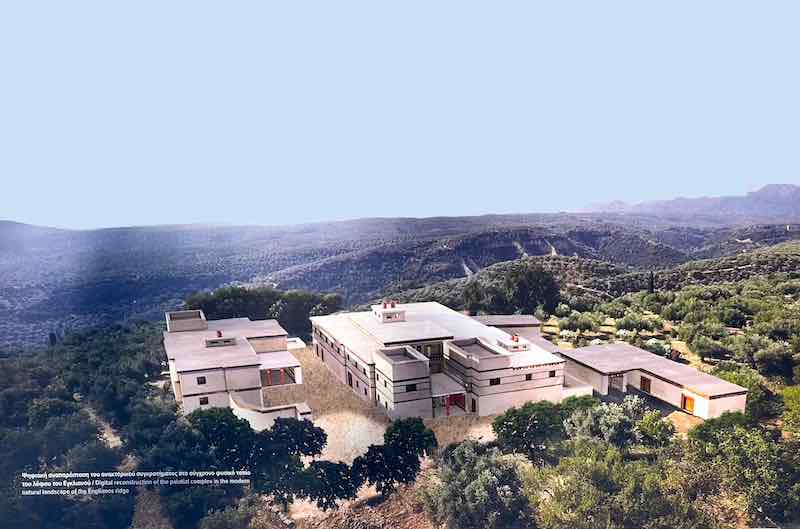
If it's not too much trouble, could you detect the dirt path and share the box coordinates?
[80,400,123,448]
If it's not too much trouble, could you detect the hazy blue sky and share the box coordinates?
[1,2,798,229]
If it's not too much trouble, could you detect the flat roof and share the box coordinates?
[379,346,428,363]
[349,311,454,345]
[458,340,504,359]
[560,343,748,398]
[313,302,560,365]
[471,314,541,327]
[164,317,297,373]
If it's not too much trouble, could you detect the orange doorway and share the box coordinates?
[681,395,695,414]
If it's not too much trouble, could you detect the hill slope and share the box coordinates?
[386,241,800,309]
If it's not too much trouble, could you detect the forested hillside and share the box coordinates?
[388,241,800,309]
[3,213,800,349]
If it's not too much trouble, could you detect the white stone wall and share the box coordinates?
[182,391,230,413]
[474,385,564,416]
[224,366,261,391]
[180,369,226,396]
[563,359,608,394]
[707,393,747,418]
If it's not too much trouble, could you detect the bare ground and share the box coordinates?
[132,489,174,529]
[297,482,434,529]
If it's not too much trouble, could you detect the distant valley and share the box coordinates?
[2,184,800,349]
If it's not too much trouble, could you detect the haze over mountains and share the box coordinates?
[1,184,799,349]
[587,184,800,222]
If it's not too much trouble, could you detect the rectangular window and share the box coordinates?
[490,378,500,386]
[525,374,532,381]
[549,370,556,378]
[364,387,367,396]
[406,383,417,392]
[384,380,388,388]
[640,376,651,393]
[199,396,209,405]
[471,398,477,413]
[197,376,207,385]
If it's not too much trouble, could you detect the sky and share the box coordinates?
[1,2,799,230]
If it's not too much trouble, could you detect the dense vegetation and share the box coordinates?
[1,296,437,529]
[185,286,342,338]
[422,396,800,528]
[390,241,800,312]
[3,221,800,528]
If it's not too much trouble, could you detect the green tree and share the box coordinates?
[383,417,438,458]
[689,423,800,521]
[421,441,534,529]
[353,418,437,496]
[564,395,646,448]
[526,440,714,529]
[712,362,774,419]
[62,441,123,472]
[198,497,258,529]
[635,410,675,448]
[352,443,416,496]
[187,408,256,469]
[492,401,566,463]
[504,263,561,314]
[26,397,79,428]
[687,411,755,445]
[783,386,800,435]
[303,461,360,510]
[249,418,327,508]
[462,279,485,315]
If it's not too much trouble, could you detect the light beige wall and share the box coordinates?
[627,370,684,409]
[180,369,226,396]
[224,366,261,391]
[230,400,300,431]
[182,391,230,413]
[378,395,433,419]
[166,319,208,332]
[232,388,263,408]
[473,385,564,416]
[563,359,608,394]
[707,394,747,418]
[168,359,181,401]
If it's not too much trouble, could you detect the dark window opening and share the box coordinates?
[406,383,417,392]
[199,396,209,405]
[490,378,500,386]
[549,370,556,378]
[197,376,207,385]
[525,374,532,381]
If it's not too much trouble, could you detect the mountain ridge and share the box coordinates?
[586,184,800,221]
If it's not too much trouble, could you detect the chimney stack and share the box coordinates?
[216,330,223,338]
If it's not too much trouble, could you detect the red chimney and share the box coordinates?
[511,334,519,342]
[216,330,223,338]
